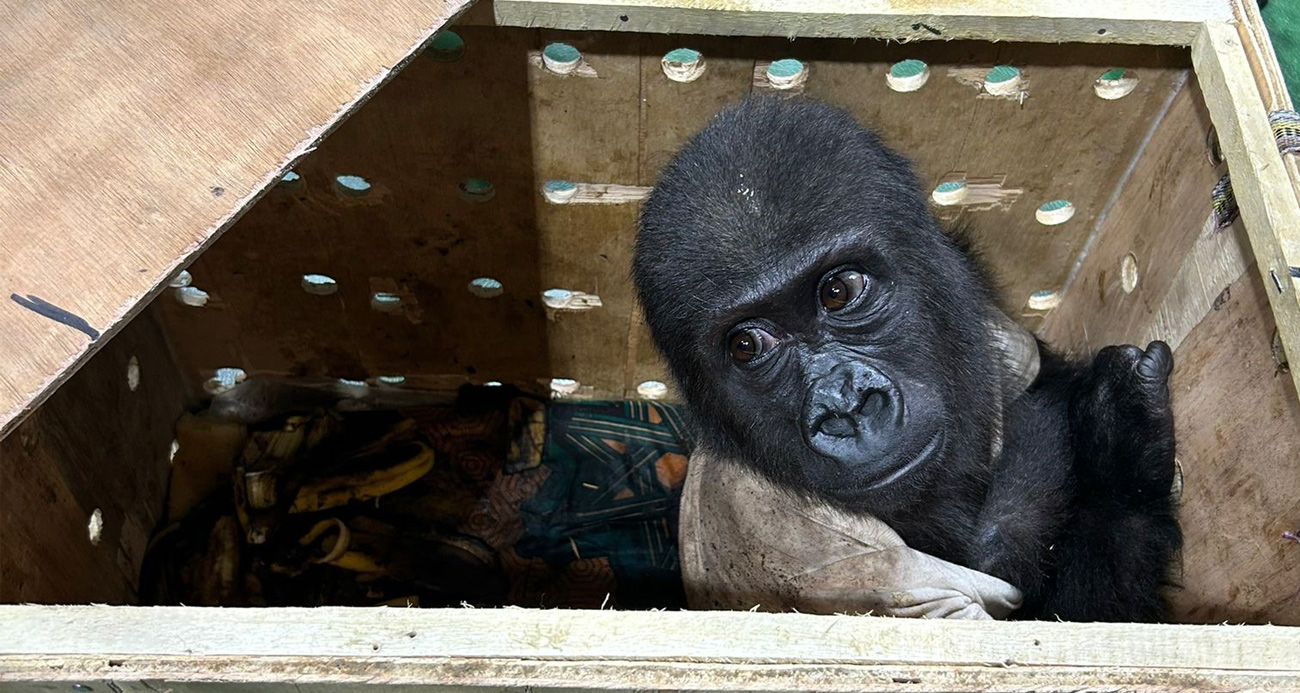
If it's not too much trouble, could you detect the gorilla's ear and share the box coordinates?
[986,311,1041,461]
[988,311,1040,397]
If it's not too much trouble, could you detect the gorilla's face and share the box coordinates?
[700,232,956,505]
[634,97,1002,512]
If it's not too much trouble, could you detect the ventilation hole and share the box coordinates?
[375,375,407,386]
[334,175,371,197]
[637,380,668,399]
[550,378,580,396]
[204,367,247,395]
[662,48,705,82]
[301,274,339,296]
[931,180,968,206]
[1094,68,1139,100]
[1206,126,1224,166]
[170,439,180,464]
[1121,253,1139,294]
[984,65,1022,96]
[126,356,140,392]
[458,178,495,203]
[427,30,465,62]
[886,59,930,92]
[336,378,370,398]
[542,42,582,74]
[1026,290,1061,311]
[468,277,504,298]
[543,288,572,306]
[87,509,104,546]
[175,286,209,307]
[1036,199,1075,225]
[766,59,808,90]
[542,179,579,204]
[371,292,403,313]
[168,269,193,288]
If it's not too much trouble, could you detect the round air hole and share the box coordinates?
[205,367,247,395]
[1026,290,1062,312]
[1121,253,1140,294]
[550,378,580,396]
[87,509,103,546]
[542,179,578,204]
[932,181,968,206]
[468,277,504,298]
[301,274,339,296]
[1206,126,1224,166]
[984,65,1022,96]
[168,270,193,289]
[886,59,930,92]
[1036,199,1075,226]
[427,30,465,62]
[175,286,209,307]
[1094,68,1139,100]
[542,42,582,75]
[637,380,668,400]
[126,356,140,392]
[336,378,370,398]
[662,48,706,83]
[542,288,573,308]
[458,178,495,203]
[766,59,808,90]
[334,174,371,197]
[375,375,407,386]
[371,292,402,313]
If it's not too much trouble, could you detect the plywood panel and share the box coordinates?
[0,0,473,438]
[1167,270,1300,625]
[1041,77,1225,352]
[0,306,185,604]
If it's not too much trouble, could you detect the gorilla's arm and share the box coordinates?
[975,345,1182,621]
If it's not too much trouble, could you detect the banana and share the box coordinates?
[288,442,435,514]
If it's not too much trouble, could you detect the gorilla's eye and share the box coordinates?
[729,327,778,363]
[820,269,867,311]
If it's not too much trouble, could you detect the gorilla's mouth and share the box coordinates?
[853,429,943,493]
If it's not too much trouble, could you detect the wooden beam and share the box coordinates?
[494,0,1232,45]
[2,607,1300,691]
[1193,21,1300,400]
[0,0,474,440]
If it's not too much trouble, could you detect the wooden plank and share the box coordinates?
[494,0,1231,45]
[1192,21,1300,410]
[3,606,1300,693]
[0,305,186,604]
[0,0,473,439]
[1166,270,1300,625]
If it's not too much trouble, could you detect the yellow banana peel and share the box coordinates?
[288,442,435,514]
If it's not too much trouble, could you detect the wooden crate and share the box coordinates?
[4,0,1300,690]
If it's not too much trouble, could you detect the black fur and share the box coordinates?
[633,96,1181,622]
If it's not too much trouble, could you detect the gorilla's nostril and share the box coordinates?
[818,414,857,438]
[858,390,887,419]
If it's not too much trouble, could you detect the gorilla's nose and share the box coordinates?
[804,361,902,462]
[817,414,857,438]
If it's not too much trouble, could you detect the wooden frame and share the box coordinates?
[3,606,1300,692]
[6,1,1300,691]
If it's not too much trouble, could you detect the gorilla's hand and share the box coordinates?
[1069,341,1176,506]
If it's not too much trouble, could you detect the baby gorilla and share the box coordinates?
[633,96,1181,622]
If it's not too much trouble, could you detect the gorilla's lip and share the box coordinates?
[861,430,944,492]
